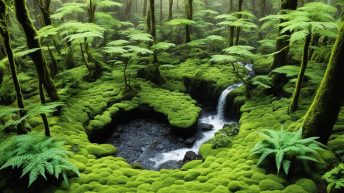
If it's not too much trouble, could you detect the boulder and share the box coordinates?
[183,151,200,163]
[199,123,214,131]
[184,137,196,147]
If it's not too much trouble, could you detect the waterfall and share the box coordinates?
[149,63,254,168]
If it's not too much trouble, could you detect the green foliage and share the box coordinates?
[51,3,86,20]
[151,42,176,51]
[272,64,325,84]
[251,128,324,175]
[36,25,58,39]
[57,22,105,43]
[322,163,344,192]
[211,133,232,149]
[210,45,255,64]
[0,134,79,187]
[97,0,123,9]
[0,102,63,131]
[128,32,153,43]
[165,19,196,26]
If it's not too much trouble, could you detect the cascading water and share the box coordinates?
[150,63,254,169]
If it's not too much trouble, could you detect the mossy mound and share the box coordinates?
[138,83,201,129]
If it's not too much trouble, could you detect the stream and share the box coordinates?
[107,64,253,170]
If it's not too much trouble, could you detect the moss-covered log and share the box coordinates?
[14,0,59,101]
[0,0,25,117]
[302,22,344,144]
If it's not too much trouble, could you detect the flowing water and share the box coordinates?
[108,63,254,170]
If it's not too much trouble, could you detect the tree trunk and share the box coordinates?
[229,26,235,47]
[235,0,243,45]
[168,0,173,20]
[124,0,133,19]
[149,0,156,41]
[260,0,266,18]
[185,0,193,43]
[160,0,163,25]
[0,0,25,118]
[143,0,147,17]
[36,0,52,26]
[14,0,59,101]
[289,31,312,113]
[270,0,298,94]
[302,22,344,144]
[147,9,151,33]
[229,0,233,12]
[87,0,97,23]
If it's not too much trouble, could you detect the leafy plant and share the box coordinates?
[211,133,232,149]
[251,128,325,175]
[0,133,79,187]
[322,163,344,193]
[0,102,63,131]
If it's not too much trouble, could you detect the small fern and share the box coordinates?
[322,163,344,192]
[251,128,325,175]
[0,133,79,187]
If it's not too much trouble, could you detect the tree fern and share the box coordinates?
[51,3,86,20]
[322,163,344,192]
[0,133,79,187]
[251,127,325,175]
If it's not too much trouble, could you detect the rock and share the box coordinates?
[154,144,164,150]
[199,123,214,131]
[112,132,120,138]
[183,151,200,163]
[158,160,183,170]
[177,137,184,143]
[184,137,196,147]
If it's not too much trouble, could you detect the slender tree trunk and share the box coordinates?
[14,0,59,101]
[38,81,50,137]
[185,0,193,43]
[260,0,266,18]
[270,0,298,94]
[124,0,133,19]
[289,32,312,113]
[143,0,148,17]
[147,9,152,33]
[168,0,173,20]
[229,0,233,12]
[36,0,52,26]
[235,0,243,45]
[46,43,58,76]
[80,43,92,76]
[149,0,157,43]
[160,0,163,25]
[0,0,25,118]
[229,27,235,47]
[302,22,344,144]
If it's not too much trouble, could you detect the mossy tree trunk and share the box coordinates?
[185,0,193,43]
[143,0,148,17]
[14,0,59,101]
[260,0,266,18]
[302,22,344,144]
[235,0,243,45]
[36,0,58,77]
[270,0,298,93]
[168,0,173,20]
[0,0,26,118]
[289,31,312,113]
[124,0,133,20]
[159,0,163,25]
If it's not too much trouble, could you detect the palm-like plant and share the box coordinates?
[251,128,325,175]
[261,2,338,112]
[216,11,257,46]
[165,19,196,43]
[103,40,153,90]
[0,134,79,187]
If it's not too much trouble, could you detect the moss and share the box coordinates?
[138,83,201,129]
[259,179,284,191]
[282,185,308,193]
[295,178,317,193]
[86,144,117,157]
[181,160,202,171]
[211,133,232,149]
[227,181,249,192]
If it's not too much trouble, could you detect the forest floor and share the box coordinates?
[1,59,343,193]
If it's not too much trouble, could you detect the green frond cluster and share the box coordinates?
[0,102,63,131]
[251,128,325,175]
[0,134,79,187]
[36,25,58,39]
[128,32,153,42]
[322,163,344,192]
[56,22,105,43]
[211,45,255,64]
[165,19,196,26]
[151,42,176,51]
[97,0,123,9]
[51,3,86,20]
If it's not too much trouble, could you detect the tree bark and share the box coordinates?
[124,0,133,19]
[185,0,193,43]
[260,0,266,18]
[168,0,173,20]
[235,0,243,45]
[270,0,298,94]
[143,0,148,17]
[160,0,163,25]
[0,0,25,117]
[289,31,312,113]
[14,0,59,101]
[302,22,344,144]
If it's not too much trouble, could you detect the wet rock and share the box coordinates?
[177,137,184,143]
[199,123,214,131]
[158,160,183,170]
[184,137,196,147]
[183,151,200,163]
[154,144,164,150]
[111,132,120,138]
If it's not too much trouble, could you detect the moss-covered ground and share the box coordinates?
[1,62,343,193]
